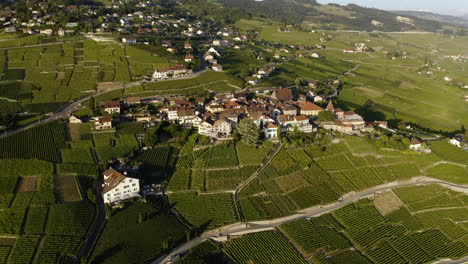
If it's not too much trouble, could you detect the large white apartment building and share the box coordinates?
[102,168,140,204]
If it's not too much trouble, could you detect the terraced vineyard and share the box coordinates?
[237,136,454,221]
[168,192,238,230]
[276,184,468,263]
[223,231,308,264]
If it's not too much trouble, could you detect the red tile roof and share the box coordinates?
[299,102,324,111]
[104,101,120,108]
[102,168,126,194]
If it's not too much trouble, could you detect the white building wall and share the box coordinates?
[103,177,140,204]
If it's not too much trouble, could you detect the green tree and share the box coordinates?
[318,110,334,121]
[143,127,158,146]
[236,119,260,145]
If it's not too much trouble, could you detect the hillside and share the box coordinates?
[215,0,445,32]
[394,10,468,28]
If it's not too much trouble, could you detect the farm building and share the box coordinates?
[102,168,140,204]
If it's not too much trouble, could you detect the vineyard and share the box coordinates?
[168,192,238,230]
[273,184,468,263]
[0,122,66,163]
[56,175,82,202]
[91,202,187,264]
[222,231,307,264]
[237,137,442,221]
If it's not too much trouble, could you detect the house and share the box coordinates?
[299,102,323,116]
[57,28,65,37]
[95,116,112,130]
[264,122,278,139]
[4,26,17,33]
[248,78,259,86]
[338,111,365,128]
[122,38,137,44]
[212,64,223,72]
[213,118,232,137]
[126,97,141,105]
[152,65,191,80]
[374,121,388,129]
[69,116,82,124]
[272,88,293,101]
[281,105,298,116]
[184,55,194,63]
[278,115,312,133]
[102,167,140,204]
[321,121,348,133]
[103,101,121,114]
[198,118,232,138]
[184,43,193,50]
[314,96,324,103]
[409,139,422,151]
[311,53,320,59]
[40,29,53,36]
[449,139,462,148]
[343,49,355,54]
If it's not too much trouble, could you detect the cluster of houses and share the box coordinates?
[157,87,372,139]
[70,86,375,139]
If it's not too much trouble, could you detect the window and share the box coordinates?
[132,183,136,187]
[115,188,119,192]
[129,179,133,182]
[124,185,129,189]
[107,194,110,197]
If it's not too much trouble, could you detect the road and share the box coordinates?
[0,69,211,139]
[74,182,107,263]
[155,176,468,264]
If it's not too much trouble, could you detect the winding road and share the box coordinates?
[154,176,468,264]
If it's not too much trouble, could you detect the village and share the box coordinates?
[69,82,468,206]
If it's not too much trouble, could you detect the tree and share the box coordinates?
[143,127,158,146]
[318,110,334,121]
[236,119,260,145]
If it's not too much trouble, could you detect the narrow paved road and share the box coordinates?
[154,176,468,264]
[0,69,213,139]
[75,183,107,263]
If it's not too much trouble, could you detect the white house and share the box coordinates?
[449,139,461,148]
[212,64,223,72]
[122,38,137,44]
[409,139,422,151]
[152,65,191,80]
[102,168,140,204]
[264,122,278,139]
[94,116,112,130]
[69,116,82,124]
